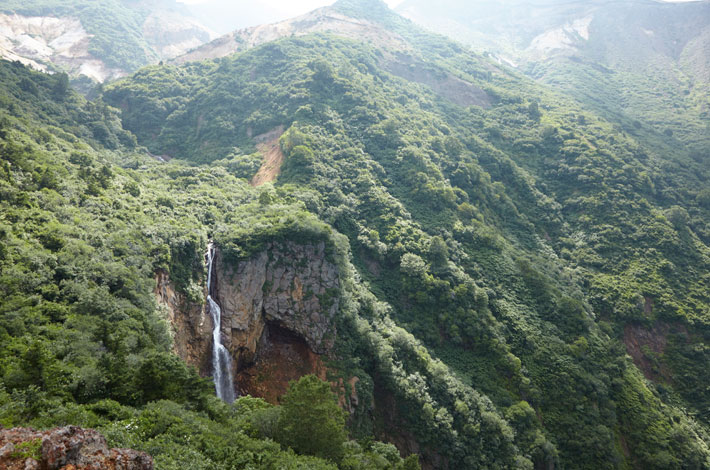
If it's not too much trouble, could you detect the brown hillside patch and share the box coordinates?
[623,322,686,382]
[250,126,285,186]
[383,55,492,108]
[236,322,328,404]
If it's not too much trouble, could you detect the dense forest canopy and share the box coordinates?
[1,0,709,469]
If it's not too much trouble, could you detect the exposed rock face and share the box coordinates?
[623,322,686,383]
[0,10,213,82]
[213,241,340,399]
[0,13,124,82]
[0,426,152,470]
[159,241,340,401]
[154,271,212,376]
[141,11,214,61]
[216,241,339,353]
[237,322,329,403]
[250,126,285,187]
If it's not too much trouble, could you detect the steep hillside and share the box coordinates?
[0,0,214,84]
[2,1,710,469]
[101,0,710,468]
[397,0,710,154]
[0,59,421,470]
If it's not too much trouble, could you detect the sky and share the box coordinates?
[180,0,702,35]
[178,0,403,34]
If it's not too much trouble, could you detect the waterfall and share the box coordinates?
[206,242,236,404]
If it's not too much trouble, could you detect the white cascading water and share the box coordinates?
[206,242,236,403]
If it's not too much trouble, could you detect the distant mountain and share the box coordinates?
[0,0,215,83]
[397,0,710,153]
[172,1,408,65]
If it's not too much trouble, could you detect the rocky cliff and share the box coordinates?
[0,13,124,82]
[0,426,153,470]
[0,7,213,82]
[215,241,340,400]
[154,271,212,376]
[159,241,341,402]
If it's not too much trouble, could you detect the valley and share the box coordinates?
[0,1,709,469]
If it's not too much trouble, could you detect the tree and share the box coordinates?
[428,236,449,274]
[444,136,464,156]
[282,145,316,183]
[696,188,710,208]
[52,73,69,100]
[277,375,347,463]
[665,205,689,229]
[400,253,428,279]
[259,189,274,205]
[527,101,541,121]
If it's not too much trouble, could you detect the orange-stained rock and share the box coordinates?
[154,270,212,376]
[0,426,152,470]
[160,241,341,402]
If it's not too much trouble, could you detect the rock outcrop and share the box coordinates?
[215,241,339,355]
[0,13,124,82]
[154,271,212,376]
[213,241,340,399]
[159,240,340,402]
[0,10,213,82]
[0,426,153,470]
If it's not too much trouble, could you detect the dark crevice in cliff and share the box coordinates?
[237,319,326,403]
[163,242,339,403]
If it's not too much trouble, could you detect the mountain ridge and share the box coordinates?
[172,0,409,65]
[1,1,709,469]
[396,0,710,152]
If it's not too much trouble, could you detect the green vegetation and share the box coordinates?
[2,0,710,468]
[102,17,710,467]
[9,438,41,460]
[0,59,420,469]
[277,375,348,462]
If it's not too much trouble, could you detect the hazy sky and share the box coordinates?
[180,0,702,35]
[179,0,405,7]
[179,0,404,20]
[178,0,405,34]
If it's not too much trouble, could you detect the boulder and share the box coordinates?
[0,426,153,470]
